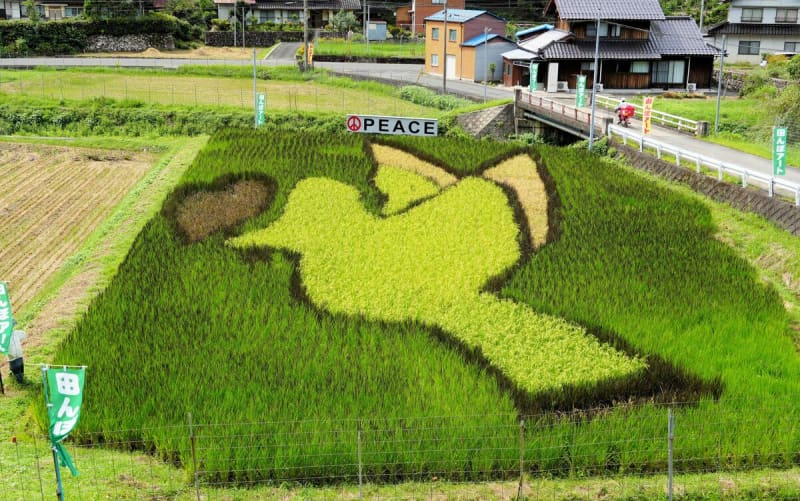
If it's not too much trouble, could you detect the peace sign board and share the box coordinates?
[346,115,438,137]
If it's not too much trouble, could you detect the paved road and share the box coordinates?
[0,46,797,187]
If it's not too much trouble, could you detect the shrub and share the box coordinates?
[740,69,771,96]
[787,55,800,80]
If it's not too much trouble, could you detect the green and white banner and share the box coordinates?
[0,281,13,355]
[773,126,787,176]
[44,366,86,476]
[529,63,538,92]
[256,93,266,127]
[576,75,587,108]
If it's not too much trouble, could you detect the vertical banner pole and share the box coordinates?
[253,47,257,129]
[668,408,675,501]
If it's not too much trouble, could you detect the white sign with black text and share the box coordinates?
[346,115,438,137]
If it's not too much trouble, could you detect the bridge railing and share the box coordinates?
[594,95,700,135]
[608,124,800,206]
[519,90,593,126]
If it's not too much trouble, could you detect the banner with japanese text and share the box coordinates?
[576,75,586,108]
[529,63,538,92]
[0,281,13,355]
[44,366,86,476]
[773,127,787,176]
[643,97,654,135]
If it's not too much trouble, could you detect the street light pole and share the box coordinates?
[588,8,600,151]
[442,0,447,94]
[699,0,705,32]
[483,26,491,103]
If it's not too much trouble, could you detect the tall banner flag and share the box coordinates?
[256,93,266,127]
[529,63,538,92]
[643,97,654,135]
[43,366,86,479]
[0,281,13,355]
[773,127,787,176]
[576,75,587,108]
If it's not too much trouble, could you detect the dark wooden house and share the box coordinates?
[502,0,720,91]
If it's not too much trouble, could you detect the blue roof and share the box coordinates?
[462,33,510,47]
[425,9,490,23]
[516,24,553,38]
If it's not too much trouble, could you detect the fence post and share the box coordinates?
[795,187,799,207]
[517,419,525,499]
[769,178,774,198]
[696,157,701,174]
[675,150,681,166]
[717,164,723,182]
[188,413,200,501]
[656,145,662,160]
[742,172,748,189]
[358,424,363,501]
[33,433,45,501]
[668,409,674,501]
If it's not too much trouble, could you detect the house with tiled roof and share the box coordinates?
[214,0,360,29]
[424,10,513,82]
[501,0,720,91]
[706,0,800,64]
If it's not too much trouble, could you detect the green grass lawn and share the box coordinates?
[315,39,425,58]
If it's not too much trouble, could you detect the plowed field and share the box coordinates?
[0,142,154,313]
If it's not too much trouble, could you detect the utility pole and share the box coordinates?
[483,26,491,103]
[442,0,448,93]
[715,34,726,134]
[699,0,705,32]
[366,4,370,50]
[303,0,309,71]
[588,8,600,151]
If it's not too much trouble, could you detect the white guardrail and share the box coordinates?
[608,124,800,207]
[595,95,699,134]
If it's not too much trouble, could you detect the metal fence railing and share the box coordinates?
[595,95,699,135]
[608,124,800,206]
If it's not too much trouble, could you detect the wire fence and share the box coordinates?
[5,401,800,499]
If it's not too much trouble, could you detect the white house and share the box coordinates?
[706,0,800,63]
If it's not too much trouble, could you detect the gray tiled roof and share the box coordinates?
[545,0,664,21]
[425,9,491,23]
[651,17,721,56]
[706,22,800,36]
[252,0,360,8]
[542,40,661,59]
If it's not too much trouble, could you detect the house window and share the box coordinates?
[431,27,439,40]
[585,22,619,38]
[631,61,649,73]
[614,61,630,72]
[776,8,798,23]
[740,8,762,22]
[738,40,760,55]
[65,6,83,16]
[785,42,799,52]
[651,60,685,84]
[431,54,439,67]
[449,29,457,41]
[580,62,595,71]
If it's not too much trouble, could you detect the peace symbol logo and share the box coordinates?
[347,116,362,132]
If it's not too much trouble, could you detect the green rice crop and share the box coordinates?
[50,130,800,483]
[374,165,440,215]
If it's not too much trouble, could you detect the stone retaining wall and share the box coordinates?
[615,143,800,235]
[87,34,175,52]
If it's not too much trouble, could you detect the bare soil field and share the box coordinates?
[0,142,154,315]
[80,46,270,59]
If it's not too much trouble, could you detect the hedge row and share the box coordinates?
[0,14,178,56]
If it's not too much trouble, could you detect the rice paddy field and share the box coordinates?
[50,129,800,485]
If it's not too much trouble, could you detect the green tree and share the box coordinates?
[330,9,358,34]
[787,55,800,80]
[23,0,39,22]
